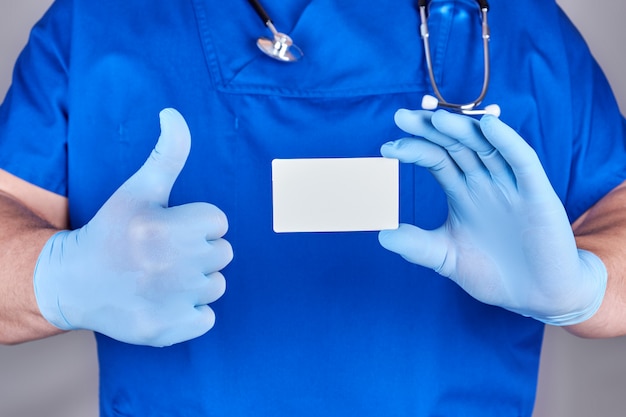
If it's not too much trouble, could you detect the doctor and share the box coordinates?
[1,0,626,415]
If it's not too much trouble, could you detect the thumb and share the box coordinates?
[123,108,192,205]
[379,224,447,272]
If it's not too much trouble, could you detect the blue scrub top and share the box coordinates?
[1,0,626,415]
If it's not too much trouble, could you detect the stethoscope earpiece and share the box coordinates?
[421,94,440,111]
[483,104,501,117]
[248,0,303,62]
[422,94,501,117]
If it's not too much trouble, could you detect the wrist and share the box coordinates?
[534,249,607,326]
[33,230,75,330]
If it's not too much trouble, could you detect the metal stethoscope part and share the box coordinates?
[248,0,303,62]
[419,0,501,117]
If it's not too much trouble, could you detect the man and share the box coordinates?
[1,0,626,415]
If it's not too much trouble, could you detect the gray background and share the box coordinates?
[1,0,626,416]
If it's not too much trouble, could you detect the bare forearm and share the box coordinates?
[567,182,626,338]
[0,193,64,344]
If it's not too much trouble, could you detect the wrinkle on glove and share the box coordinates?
[379,109,606,325]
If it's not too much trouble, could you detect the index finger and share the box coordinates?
[168,202,229,240]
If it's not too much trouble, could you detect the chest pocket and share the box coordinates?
[192,0,429,97]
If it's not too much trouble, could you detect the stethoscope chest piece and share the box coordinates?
[256,28,303,62]
[248,0,303,62]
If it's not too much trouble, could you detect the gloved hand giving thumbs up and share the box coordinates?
[379,109,606,326]
[34,108,233,347]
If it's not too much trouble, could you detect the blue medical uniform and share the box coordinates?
[1,0,626,415]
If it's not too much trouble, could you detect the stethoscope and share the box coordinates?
[418,0,500,116]
[247,0,303,62]
[247,0,500,116]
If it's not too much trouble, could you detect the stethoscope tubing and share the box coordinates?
[419,0,498,116]
[247,0,273,27]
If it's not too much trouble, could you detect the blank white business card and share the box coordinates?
[272,157,399,233]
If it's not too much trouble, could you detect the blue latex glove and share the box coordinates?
[34,108,233,347]
[379,109,606,325]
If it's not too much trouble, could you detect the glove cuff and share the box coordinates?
[33,231,75,330]
[535,249,607,326]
